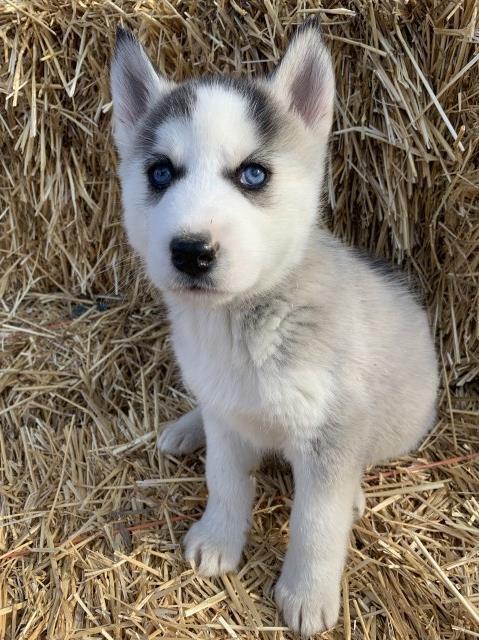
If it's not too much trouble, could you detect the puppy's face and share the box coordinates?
[111,24,334,304]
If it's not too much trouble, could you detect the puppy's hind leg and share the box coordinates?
[158,407,205,455]
[353,486,366,520]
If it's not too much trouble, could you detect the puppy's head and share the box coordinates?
[110,22,334,304]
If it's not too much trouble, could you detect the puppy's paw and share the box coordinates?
[275,571,340,638]
[158,409,205,455]
[184,516,244,577]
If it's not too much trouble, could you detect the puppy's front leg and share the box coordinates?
[276,444,361,637]
[184,412,260,576]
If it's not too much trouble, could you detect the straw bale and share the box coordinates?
[0,1,478,638]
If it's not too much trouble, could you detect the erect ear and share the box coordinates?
[269,20,335,131]
[110,28,172,152]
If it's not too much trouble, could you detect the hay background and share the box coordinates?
[0,1,478,638]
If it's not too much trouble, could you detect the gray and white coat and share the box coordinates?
[110,22,438,637]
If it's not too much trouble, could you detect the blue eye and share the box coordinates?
[239,163,267,188]
[147,160,174,190]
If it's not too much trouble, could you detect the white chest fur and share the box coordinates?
[167,297,335,450]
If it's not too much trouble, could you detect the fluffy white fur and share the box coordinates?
[111,23,439,637]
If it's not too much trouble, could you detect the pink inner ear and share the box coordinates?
[290,54,329,126]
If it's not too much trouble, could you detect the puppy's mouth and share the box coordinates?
[185,284,224,295]
[168,277,228,297]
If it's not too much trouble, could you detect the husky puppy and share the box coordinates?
[110,22,438,636]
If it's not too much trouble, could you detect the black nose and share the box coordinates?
[170,235,218,277]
